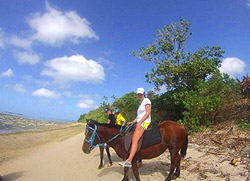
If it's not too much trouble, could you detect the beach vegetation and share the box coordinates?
[78,19,249,133]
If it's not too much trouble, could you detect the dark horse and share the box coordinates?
[82,120,188,181]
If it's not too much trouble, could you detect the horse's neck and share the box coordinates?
[98,126,120,141]
[98,126,127,158]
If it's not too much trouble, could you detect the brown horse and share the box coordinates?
[82,120,188,181]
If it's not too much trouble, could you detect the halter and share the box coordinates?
[84,120,134,150]
[84,122,102,149]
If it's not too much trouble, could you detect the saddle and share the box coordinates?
[124,124,162,153]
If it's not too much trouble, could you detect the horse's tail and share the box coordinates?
[180,134,188,158]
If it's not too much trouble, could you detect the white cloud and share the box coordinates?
[247,0,250,7]
[220,57,246,77]
[77,99,98,109]
[27,2,98,46]
[13,84,26,93]
[41,54,105,85]
[32,88,60,99]
[14,51,40,65]
[9,35,33,50]
[1,69,14,77]
[5,84,26,93]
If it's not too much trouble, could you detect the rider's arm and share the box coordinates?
[127,118,137,125]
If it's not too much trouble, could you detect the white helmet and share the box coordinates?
[114,107,119,114]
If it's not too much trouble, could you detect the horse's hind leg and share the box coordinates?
[121,167,129,181]
[98,147,104,169]
[165,148,181,181]
[132,159,141,181]
[106,147,113,167]
[173,155,181,179]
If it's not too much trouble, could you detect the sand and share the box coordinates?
[0,123,85,163]
[0,124,249,181]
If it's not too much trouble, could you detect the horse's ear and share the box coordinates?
[87,119,91,124]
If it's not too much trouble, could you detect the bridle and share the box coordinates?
[84,120,134,150]
[84,122,102,150]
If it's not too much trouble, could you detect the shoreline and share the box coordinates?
[0,122,84,135]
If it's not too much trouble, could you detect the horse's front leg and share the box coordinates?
[105,146,112,167]
[137,159,142,167]
[98,146,104,169]
[121,167,129,181]
[132,159,141,181]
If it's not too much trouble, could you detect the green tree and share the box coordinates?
[77,114,86,122]
[178,72,242,132]
[111,95,117,101]
[100,96,109,107]
[81,107,108,123]
[78,92,140,123]
[132,19,224,91]
[132,19,234,132]
[113,92,140,121]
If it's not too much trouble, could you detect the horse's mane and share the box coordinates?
[88,119,122,129]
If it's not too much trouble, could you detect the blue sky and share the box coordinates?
[0,0,249,121]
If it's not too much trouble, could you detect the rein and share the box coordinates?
[84,121,134,150]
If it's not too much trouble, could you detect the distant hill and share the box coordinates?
[0,111,74,123]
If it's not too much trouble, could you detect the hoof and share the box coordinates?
[107,163,112,167]
[172,175,178,180]
[137,161,142,168]
[98,165,103,169]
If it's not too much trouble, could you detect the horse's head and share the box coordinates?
[82,120,101,154]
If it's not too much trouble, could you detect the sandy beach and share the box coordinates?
[0,122,249,181]
[0,122,84,164]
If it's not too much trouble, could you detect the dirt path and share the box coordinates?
[0,133,124,181]
[0,132,249,181]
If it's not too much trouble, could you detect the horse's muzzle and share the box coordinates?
[82,146,91,154]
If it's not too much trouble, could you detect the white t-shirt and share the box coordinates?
[137,98,151,123]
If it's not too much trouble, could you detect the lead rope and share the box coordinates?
[98,123,134,148]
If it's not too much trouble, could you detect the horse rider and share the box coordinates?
[104,107,116,125]
[113,107,126,126]
[119,87,151,167]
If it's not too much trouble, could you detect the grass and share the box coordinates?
[236,119,250,130]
